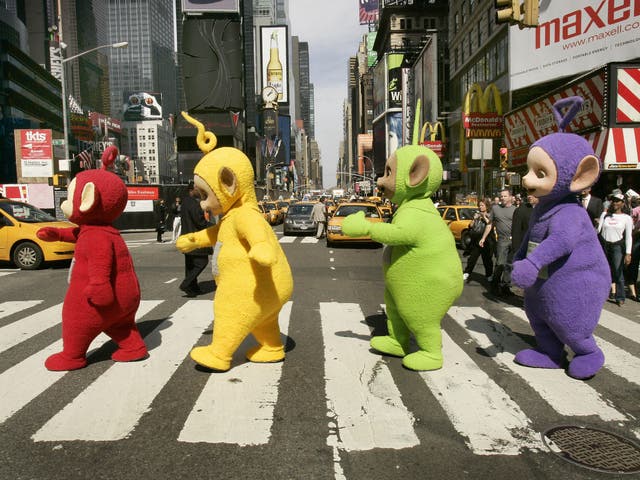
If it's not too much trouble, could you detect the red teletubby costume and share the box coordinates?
[37,146,148,371]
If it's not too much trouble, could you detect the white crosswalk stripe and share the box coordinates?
[0,299,637,457]
[279,235,318,244]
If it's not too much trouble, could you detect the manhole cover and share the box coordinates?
[542,425,640,474]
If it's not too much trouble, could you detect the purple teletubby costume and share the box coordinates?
[511,96,610,380]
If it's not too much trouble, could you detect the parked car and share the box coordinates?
[326,202,384,247]
[0,199,76,269]
[283,202,316,235]
[436,205,477,249]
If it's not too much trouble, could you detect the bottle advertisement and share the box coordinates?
[260,25,289,104]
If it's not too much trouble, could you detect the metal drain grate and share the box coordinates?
[542,425,640,474]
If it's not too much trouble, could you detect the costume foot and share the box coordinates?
[190,346,230,371]
[45,352,87,371]
[514,348,563,369]
[111,345,148,362]
[245,345,285,363]
[370,335,408,357]
[568,349,605,379]
[402,351,443,371]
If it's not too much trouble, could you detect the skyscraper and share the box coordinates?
[106,0,177,119]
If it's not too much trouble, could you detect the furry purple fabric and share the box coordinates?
[511,110,610,379]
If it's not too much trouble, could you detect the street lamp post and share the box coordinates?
[60,41,128,162]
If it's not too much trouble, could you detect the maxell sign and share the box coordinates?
[510,0,640,90]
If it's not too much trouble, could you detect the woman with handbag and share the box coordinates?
[463,198,494,283]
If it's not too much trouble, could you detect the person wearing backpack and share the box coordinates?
[463,198,494,283]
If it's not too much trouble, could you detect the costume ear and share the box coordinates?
[219,167,237,196]
[407,155,430,187]
[79,182,96,212]
[570,155,600,192]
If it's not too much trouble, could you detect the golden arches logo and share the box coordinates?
[463,83,503,115]
[419,121,446,143]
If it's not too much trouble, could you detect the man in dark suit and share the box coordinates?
[179,181,212,297]
[580,188,604,227]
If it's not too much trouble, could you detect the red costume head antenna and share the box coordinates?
[101,145,119,170]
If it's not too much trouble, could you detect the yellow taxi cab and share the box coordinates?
[0,199,76,269]
[436,204,478,249]
[276,200,290,215]
[325,199,337,217]
[326,202,384,247]
[259,201,284,225]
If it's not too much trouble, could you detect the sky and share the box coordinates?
[288,1,369,189]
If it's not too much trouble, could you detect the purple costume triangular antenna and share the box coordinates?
[552,96,583,132]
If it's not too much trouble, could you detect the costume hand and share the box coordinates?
[511,258,539,288]
[342,211,371,237]
[249,241,276,266]
[85,282,115,307]
[176,233,197,253]
[37,227,61,242]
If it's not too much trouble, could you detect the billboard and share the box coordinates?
[359,0,379,25]
[510,0,640,91]
[123,92,163,121]
[260,25,289,104]
[16,129,53,178]
[181,0,239,14]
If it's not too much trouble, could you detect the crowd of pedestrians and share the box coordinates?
[463,186,640,306]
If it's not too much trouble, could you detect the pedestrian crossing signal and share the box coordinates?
[499,147,508,169]
[494,0,520,24]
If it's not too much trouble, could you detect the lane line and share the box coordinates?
[32,300,200,442]
[0,301,43,320]
[448,306,627,421]
[419,331,544,455]
[321,302,419,451]
[0,301,162,426]
[164,278,178,284]
[178,302,292,445]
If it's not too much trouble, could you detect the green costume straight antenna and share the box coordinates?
[412,99,421,146]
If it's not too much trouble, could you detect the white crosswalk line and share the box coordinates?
[448,306,627,421]
[0,301,42,320]
[0,301,161,426]
[598,309,640,345]
[178,301,292,445]
[320,302,419,451]
[0,271,18,277]
[32,300,202,442]
[419,331,544,455]
[300,236,318,243]
[0,303,62,354]
[278,236,296,243]
[505,307,640,387]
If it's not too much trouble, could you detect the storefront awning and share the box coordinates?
[602,127,640,170]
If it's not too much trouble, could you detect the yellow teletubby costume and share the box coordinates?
[176,111,293,371]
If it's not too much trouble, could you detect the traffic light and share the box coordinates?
[499,147,508,170]
[495,0,520,25]
[48,174,67,187]
[521,0,539,27]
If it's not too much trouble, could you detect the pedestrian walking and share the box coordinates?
[626,195,640,301]
[481,188,515,296]
[580,187,604,228]
[170,197,182,242]
[598,192,633,306]
[463,198,493,283]
[155,199,167,243]
[312,197,327,239]
[179,182,212,297]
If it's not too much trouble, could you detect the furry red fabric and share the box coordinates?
[37,147,147,371]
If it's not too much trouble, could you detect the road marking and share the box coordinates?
[301,237,318,243]
[320,302,419,451]
[0,271,18,277]
[178,301,292,445]
[448,307,627,421]
[0,300,43,320]
[164,278,178,284]
[598,309,640,345]
[0,301,161,426]
[0,303,62,354]
[505,307,640,387]
[419,331,544,455]
[279,236,296,243]
[32,300,202,442]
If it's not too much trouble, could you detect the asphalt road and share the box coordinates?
[0,226,638,480]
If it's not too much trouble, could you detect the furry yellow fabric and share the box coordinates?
[176,112,293,371]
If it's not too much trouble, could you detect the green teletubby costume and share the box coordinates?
[342,104,463,370]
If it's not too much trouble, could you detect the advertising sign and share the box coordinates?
[360,0,379,25]
[260,25,289,104]
[126,186,159,201]
[181,0,239,14]
[123,92,163,121]
[510,0,640,90]
[18,129,53,177]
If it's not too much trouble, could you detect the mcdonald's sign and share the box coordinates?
[462,83,504,139]
[420,121,446,158]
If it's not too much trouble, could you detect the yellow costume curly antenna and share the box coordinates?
[181,111,217,153]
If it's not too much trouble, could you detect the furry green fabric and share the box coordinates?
[343,146,462,370]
